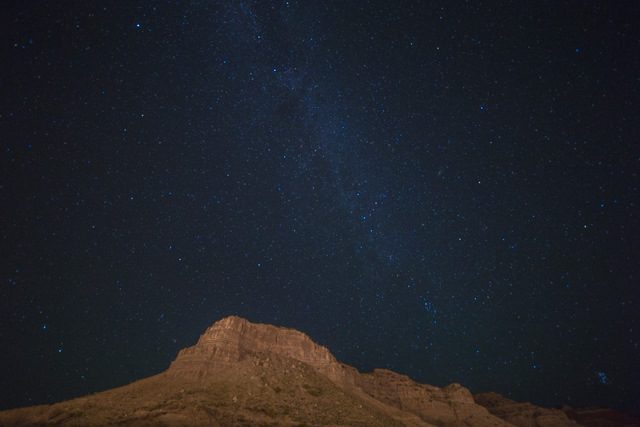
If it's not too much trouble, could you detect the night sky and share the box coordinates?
[1,0,639,415]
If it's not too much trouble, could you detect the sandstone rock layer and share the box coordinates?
[167,315,338,378]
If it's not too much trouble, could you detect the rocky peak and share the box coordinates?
[167,316,338,379]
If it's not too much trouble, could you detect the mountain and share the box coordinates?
[0,316,636,426]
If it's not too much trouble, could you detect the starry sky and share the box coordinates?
[1,0,639,415]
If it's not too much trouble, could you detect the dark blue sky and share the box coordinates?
[1,0,638,414]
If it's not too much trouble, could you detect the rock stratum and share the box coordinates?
[0,316,637,426]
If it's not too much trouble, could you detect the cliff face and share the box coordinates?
[167,315,362,390]
[167,315,338,378]
[167,316,337,379]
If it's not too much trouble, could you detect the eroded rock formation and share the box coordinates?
[2,316,635,426]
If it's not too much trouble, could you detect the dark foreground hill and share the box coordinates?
[0,316,637,426]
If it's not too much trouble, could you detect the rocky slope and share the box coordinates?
[473,392,577,427]
[0,316,635,426]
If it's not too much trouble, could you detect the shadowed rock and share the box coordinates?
[474,392,577,426]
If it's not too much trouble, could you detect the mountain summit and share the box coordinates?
[167,315,338,379]
[0,316,633,426]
